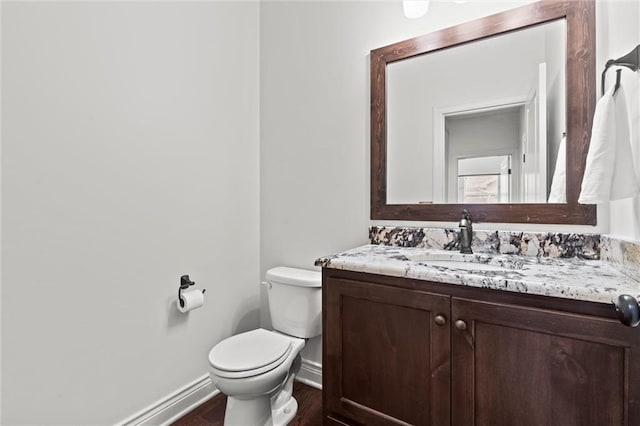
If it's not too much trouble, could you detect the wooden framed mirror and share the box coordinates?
[371,0,596,224]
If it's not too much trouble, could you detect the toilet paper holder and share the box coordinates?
[179,275,206,308]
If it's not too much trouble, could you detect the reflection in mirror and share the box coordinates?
[386,20,566,205]
[457,155,511,203]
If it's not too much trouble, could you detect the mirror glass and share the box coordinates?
[386,20,566,205]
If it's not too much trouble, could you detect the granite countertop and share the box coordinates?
[315,244,640,305]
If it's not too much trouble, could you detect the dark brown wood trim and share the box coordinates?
[322,271,329,422]
[372,202,596,224]
[370,0,597,225]
[565,0,596,204]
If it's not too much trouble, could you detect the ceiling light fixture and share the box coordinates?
[403,0,430,19]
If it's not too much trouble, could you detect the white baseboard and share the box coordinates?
[118,360,320,426]
[296,358,322,390]
[117,374,218,426]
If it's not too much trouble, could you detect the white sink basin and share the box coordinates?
[423,260,509,272]
[406,252,472,263]
[404,250,523,272]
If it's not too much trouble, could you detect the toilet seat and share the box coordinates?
[209,329,293,379]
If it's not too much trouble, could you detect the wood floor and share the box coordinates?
[170,382,322,426]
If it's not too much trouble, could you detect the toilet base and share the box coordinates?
[272,396,297,426]
[224,396,272,426]
[223,394,299,426]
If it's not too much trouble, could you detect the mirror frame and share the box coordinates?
[371,0,596,225]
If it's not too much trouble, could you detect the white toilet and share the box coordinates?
[208,266,322,426]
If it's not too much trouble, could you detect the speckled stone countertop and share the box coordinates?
[315,244,640,305]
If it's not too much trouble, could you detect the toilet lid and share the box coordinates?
[209,329,292,373]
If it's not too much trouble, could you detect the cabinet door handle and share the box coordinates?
[613,294,640,327]
[434,314,447,326]
[455,319,468,331]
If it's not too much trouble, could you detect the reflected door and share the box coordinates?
[522,62,548,202]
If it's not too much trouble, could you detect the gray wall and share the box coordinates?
[602,0,640,239]
[2,2,260,423]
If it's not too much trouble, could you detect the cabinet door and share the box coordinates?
[451,298,640,426]
[324,277,451,425]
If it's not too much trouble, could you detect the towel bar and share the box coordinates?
[601,44,639,95]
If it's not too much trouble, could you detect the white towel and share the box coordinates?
[578,86,640,204]
[548,136,566,203]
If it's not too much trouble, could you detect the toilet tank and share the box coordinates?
[265,266,322,338]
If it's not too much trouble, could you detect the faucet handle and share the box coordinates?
[460,210,472,227]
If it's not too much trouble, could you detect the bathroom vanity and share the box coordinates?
[318,243,640,425]
[331,0,640,421]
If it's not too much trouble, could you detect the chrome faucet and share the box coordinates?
[459,210,473,254]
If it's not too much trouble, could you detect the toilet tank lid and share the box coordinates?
[266,266,321,287]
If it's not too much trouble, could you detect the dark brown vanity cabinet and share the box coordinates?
[322,269,640,425]
[323,275,451,425]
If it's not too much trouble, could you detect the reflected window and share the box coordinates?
[457,155,511,203]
